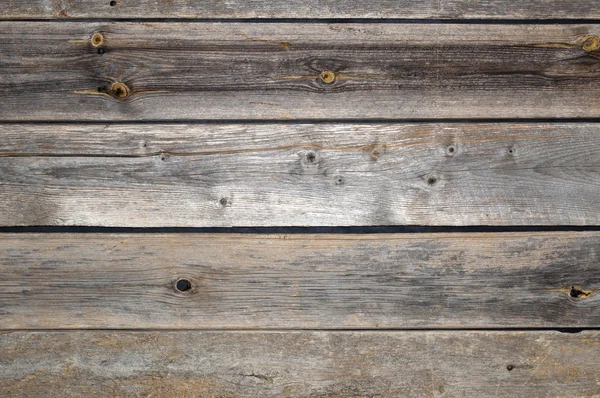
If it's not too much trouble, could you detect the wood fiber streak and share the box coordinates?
[1,331,599,397]
[4,0,600,19]
[1,123,600,226]
[1,232,599,329]
[2,23,600,120]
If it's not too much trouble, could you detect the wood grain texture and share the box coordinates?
[1,232,599,329]
[3,23,600,120]
[4,0,600,20]
[2,123,600,226]
[1,330,599,397]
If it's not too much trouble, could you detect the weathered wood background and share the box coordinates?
[4,0,600,19]
[1,1,600,397]
[1,232,599,329]
[2,331,599,397]
[3,23,600,120]
[2,123,600,226]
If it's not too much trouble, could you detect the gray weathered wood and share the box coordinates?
[1,232,599,329]
[2,23,600,120]
[4,0,600,20]
[2,123,600,226]
[1,330,599,397]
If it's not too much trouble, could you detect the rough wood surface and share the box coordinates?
[1,330,599,397]
[3,23,600,120]
[2,123,600,226]
[1,232,599,329]
[4,0,600,20]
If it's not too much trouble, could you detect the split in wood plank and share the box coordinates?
[4,0,600,20]
[1,331,599,397]
[2,123,600,226]
[0,232,599,329]
[3,23,600,120]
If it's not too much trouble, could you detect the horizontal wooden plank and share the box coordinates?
[2,23,600,120]
[2,123,600,226]
[4,0,600,20]
[1,330,599,397]
[1,232,599,329]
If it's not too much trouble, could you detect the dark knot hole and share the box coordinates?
[176,279,192,292]
[569,286,588,299]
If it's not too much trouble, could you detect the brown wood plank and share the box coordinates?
[1,232,599,329]
[4,0,600,20]
[1,330,599,397]
[2,23,600,120]
[2,123,600,226]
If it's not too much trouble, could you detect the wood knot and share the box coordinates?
[363,144,385,160]
[427,176,438,186]
[175,279,192,292]
[319,71,336,84]
[110,82,130,99]
[305,150,318,164]
[569,285,594,300]
[583,36,600,52]
[91,33,104,47]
